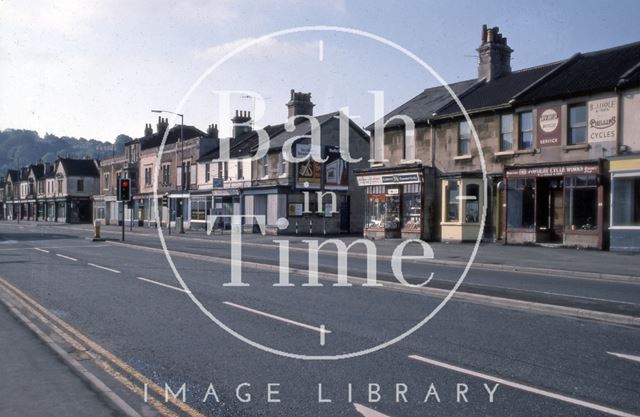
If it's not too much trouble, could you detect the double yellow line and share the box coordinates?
[0,277,206,417]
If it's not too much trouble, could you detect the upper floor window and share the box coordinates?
[262,155,269,177]
[279,154,287,175]
[205,163,210,183]
[223,162,228,180]
[568,104,587,145]
[57,179,63,194]
[161,164,171,186]
[518,112,533,150]
[77,179,84,192]
[237,161,243,180]
[104,173,110,190]
[458,121,470,155]
[500,114,513,151]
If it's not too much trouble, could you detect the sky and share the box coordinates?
[1,0,639,142]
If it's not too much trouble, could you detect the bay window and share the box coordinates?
[612,175,640,227]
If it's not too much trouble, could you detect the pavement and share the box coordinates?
[0,299,121,417]
[40,221,640,279]
[0,221,639,417]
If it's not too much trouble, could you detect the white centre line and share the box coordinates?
[56,254,77,262]
[87,263,120,274]
[354,403,393,417]
[318,39,324,61]
[136,277,190,293]
[607,352,640,364]
[409,354,640,417]
[33,247,50,253]
[223,301,331,334]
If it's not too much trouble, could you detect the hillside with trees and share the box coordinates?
[0,129,132,172]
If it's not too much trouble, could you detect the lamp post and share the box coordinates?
[151,109,185,233]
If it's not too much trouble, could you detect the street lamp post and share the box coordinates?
[151,109,185,233]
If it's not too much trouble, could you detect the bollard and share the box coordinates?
[92,219,105,242]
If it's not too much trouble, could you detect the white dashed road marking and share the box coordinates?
[87,263,120,274]
[223,301,331,334]
[354,403,393,417]
[56,254,77,261]
[136,277,190,293]
[409,354,640,417]
[33,248,50,253]
[607,352,640,364]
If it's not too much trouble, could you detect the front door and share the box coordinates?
[385,194,401,238]
[551,187,564,241]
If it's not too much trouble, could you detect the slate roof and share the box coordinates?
[368,79,477,129]
[58,158,99,177]
[434,62,562,118]
[140,125,206,150]
[29,164,45,179]
[6,169,19,182]
[514,41,640,103]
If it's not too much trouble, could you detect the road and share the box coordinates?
[0,221,639,417]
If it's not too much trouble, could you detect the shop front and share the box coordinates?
[609,155,640,252]
[505,161,604,249]
[356,165,431,240]
[440,174,484,242]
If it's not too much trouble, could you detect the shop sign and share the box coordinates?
[296,143,322,189]
[506,164,599,178]
[357,172,420,186]
[212,178,224,188]
[537,106,561,147]
[386,188,399,195]
[588,97,618,143]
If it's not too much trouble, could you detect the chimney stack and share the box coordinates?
[207,123,219,139]
[144,123,153,138]
[286,89,314,119]
[477,25,513,81]
[156,116,169,135]
[231,110,252,139]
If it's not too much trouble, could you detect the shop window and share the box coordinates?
[465,183,480,223]
[366,186,385,229]
[190,198,209,221]
[518,112,533,150]
[507,178,535,229]
[445,180,459,222]
[568,104,587,145]
[612,176,640,226]
[500,114,513,151]
[402,183,421,231]
[458,121,470,155]
[564,175,597,231]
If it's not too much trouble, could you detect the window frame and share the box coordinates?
[458,121,471,156]
[518,111,533,150]
[500,114,513,151]
[568,103,587,145]
[610,172,640,230]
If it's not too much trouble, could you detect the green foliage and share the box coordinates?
[0,129,132,172]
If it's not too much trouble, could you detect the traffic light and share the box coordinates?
[162,194,169,207]
[118,178,131,201]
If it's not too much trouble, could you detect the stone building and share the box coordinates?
[200,90,371,235]
[357,25,640,250]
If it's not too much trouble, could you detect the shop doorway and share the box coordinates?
[536,177,564,243]
[385,193,401,238]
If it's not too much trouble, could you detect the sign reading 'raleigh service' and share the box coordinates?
[537,106,561,147]
[588,97,618,143]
